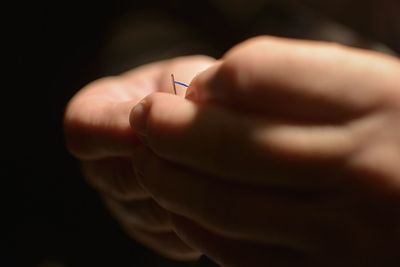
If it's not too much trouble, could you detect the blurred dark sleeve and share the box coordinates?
[301,0,400,52]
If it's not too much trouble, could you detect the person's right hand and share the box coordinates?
[64,56,215,261]
[127,36,400,266]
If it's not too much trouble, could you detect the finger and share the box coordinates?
[130,93,354,187]
[82,157,150,200]
[128,230,201,261]
[64,60,166,159]
[112,210,201,261]
[187,36,400,122]
[157,55,216,96]
[132,146,327,248]
[103,197,172,233]
[171,215,310,267]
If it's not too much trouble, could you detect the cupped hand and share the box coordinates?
[64,55,215,261]
[130,37,400,266]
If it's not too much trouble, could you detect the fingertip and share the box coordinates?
[142,92,197,132]
[129,93,170,135]
[185,82,199,102]
[130,100,149,136]
[186,61,224,103]
[130,92,202,164]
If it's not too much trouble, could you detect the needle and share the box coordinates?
[171,74,177,95]
[171,74,189,95]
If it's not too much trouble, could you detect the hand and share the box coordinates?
[129,37,400,266]
[64,55,215,261]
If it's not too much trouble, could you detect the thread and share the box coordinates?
[171,74,189,95]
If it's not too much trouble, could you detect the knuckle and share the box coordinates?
[109,163,145,200]
[128,200,172,232]
[84,159,148,200]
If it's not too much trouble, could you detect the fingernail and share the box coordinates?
[131,102,148,136]
[185,87,197,101]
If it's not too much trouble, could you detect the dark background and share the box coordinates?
[5,1,222,266]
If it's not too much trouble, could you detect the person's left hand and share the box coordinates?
[64,55,215,261]
[129,37,400,266]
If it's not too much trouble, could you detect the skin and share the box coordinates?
[64,37,400,266]
[64,55,215,261]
